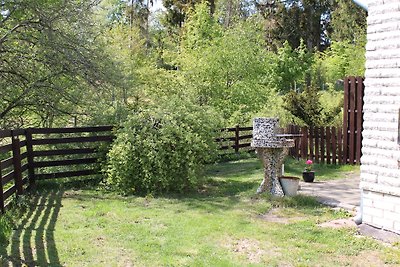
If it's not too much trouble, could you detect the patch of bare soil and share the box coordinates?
[336,250,397,267]
[259,208,306,224]
[221,235,285,264]
[318,218,357,229]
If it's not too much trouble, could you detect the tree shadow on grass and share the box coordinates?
[0,187,63,266]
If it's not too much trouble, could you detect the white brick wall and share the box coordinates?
[361,0,400,234]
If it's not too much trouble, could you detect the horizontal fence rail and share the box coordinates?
[0,126,113,213]
[217,124,360,165]
[0,130,29,213]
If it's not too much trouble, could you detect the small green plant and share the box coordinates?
[105,98,222,195]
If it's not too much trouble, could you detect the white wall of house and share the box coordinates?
[361,0,400,234]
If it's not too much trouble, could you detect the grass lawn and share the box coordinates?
[1,158,399,266]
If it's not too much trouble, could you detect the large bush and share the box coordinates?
[105,99,222,195]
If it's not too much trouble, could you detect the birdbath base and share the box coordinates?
[256,147,289,196]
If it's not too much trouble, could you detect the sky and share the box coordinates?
[150,0,165,12]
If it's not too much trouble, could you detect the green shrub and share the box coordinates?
[105,99,222,195]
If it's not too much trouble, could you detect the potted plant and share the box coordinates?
[302,159,315,182]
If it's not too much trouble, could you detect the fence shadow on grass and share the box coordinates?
[0,188,63,267]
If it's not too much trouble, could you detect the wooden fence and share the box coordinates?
[217,124,356,165]
[0,126,113,213]
[1,119,362,212]
[343,77,364,165]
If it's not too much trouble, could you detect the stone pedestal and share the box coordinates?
[251,118,294,196]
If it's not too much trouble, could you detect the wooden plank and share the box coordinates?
[343,77,350,164]
[0,167,4,213]
[349,76,356,165]
[238,126,253,131]
[0,144,12,153]
[31,135,113,145]
[0,157,13,169]
[11,129,25,136]
[3,185,16,200]
[20,152,28,160]
[223,127,237,132]
[234,125,240,153]
[326,127,331,164]
[338,128,343,164]
[33,157,98,168]
[297,126,302,159]
[21,163,28,173]
[320,127,325,164]
[28,125,113,134]
[33,148,97,157]
[0,130,12,138]
[356,77,364,164]
[301,127,308,159]
[332,126,337,165]
[25,128,36,187]
[314,127,320,163]
[36,169,99,180]
[22,176,28,185]
[237,143,251,148]
[19,140,27,147]
[2,171,14,185]
[309,127,314,161]
[12,136,23,195]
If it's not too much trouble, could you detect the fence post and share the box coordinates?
[356,77,364,164]
[0,166,4,213]
[235,125,240,153]
[11,132,23,195]
[25,128,36,188]
[326,126,331,164]
[301,127,308,159]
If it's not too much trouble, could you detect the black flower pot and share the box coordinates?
[302,171,315,182]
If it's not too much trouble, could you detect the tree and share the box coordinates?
[329,0,367,44]
[282,86,341,127]
[177,4,276,124]
[269,41,313,93]
[0,0,119,128]
[162,0,216,28]
[256,0,332,51]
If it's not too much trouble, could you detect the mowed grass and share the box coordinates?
[1,158,399,266]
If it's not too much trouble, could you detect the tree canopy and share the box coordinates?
[0,0,367,128]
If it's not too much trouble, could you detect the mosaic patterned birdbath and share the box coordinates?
[251,118,295,196]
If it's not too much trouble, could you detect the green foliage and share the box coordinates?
[282,87,342,127]
[330,0,367,44]
[269,41,313,93]
[314,41,366,89]
[257,0,332,51]
[105,98,222,194]
[0,0,121,128]
[179,8,276,124]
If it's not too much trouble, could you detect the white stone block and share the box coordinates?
[384,211,399,222]
[363,205,384,217]
[394,221,400,233]
[360,172,378,184]
[372,216,394,230]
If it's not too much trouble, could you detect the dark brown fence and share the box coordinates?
[217,124,353,165]
[0,126,113,213]
[343,77,364,165]
[217,125,253,153]
[0,129,29,213]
